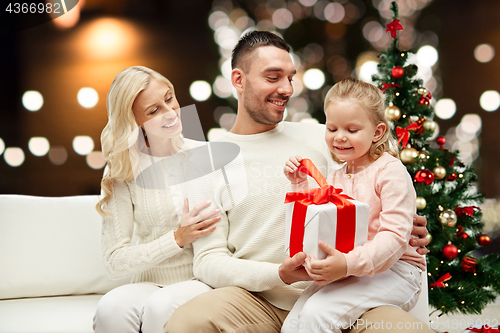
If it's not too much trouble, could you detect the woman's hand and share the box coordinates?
[284,155,307,184]
[174,199,221,248]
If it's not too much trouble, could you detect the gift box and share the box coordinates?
[284,159,369,259]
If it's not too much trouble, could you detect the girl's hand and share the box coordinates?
[304,241,347,285]
[174,198,221,248]
[284,155,307,184]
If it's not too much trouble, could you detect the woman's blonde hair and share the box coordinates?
[324,77,398,164]
[96,66,183,216]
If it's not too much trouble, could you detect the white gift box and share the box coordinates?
[285,199,370,259]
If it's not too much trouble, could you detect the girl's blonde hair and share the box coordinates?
[324,77,398,164]
[96,66,183,216]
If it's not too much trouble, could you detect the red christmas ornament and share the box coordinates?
[418,95,430,105]
[386,19,403,39]
[415,169,434,185]
[461,256,477,273]
[449,155,456,166]
[477,234,491,246]
[442,244,458,260]
[446,173,457,181]
[437,136,446,149]
[391,66,404,79]
[456,226,468,239]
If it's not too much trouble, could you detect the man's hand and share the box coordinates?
[304,241,347,285]
[410,214,430,255]
[279,252,311,284]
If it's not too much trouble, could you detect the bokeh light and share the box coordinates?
[213,76,233,98]
[215,27,239,50]
[77,87,99,108]
[207,128,228,141]
[219,113,237,131]
[48,146,68,165]
[52,0,80,29]
[460,114,482,134]
[358,61,378,83]
[4,148,25,167]
[73,136,94,155]
[363,21,384,42]
[0,138,4,155]
[292,78,304,97]
[209,11,229,31]
[435,98,456,119]
[479,90,500,112]
[417,45,438,67]
[474,44,495,63]
[299,0,317,7]
[84,18,137,60]
[86,151,106,169]
[303,69,325,90]
[22,90,44,112]
[272,8,293,29]
[28,137,50,157]
[324,2,345,23]
[190,81,212,102]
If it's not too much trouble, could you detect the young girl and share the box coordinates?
[282,77,426,333]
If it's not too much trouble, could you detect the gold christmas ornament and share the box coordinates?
[433,165,447,179]
[385,105,401,122]
[419,149,429,162]
[439,209,457,227]
[417,87,429,95]
[416,197,427,210]
[423,120,437,132]
[400,147,418,164]
[426,233,432,244]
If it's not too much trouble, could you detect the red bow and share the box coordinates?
[284,159,356,255]
[381,82,402,93]
[386,19,403,39]
[466,325,500,333]
[430,272,452,288]
[396,122,420,147]
[455,206,480,218]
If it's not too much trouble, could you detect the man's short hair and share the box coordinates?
[231,30,290,72]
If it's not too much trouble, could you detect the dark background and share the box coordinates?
[1,0,499,201]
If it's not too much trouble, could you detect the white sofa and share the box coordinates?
[0,195,430,333]
[0,195,129,333]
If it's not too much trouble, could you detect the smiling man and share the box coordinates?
[165,31,432,333]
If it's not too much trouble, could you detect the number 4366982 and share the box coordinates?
[6,2,61,14]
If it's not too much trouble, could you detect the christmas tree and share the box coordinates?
[372,1,500,315]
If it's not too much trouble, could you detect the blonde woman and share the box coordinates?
[93,66,220,333]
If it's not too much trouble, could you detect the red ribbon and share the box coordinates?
[430,272,452,288]
[381,82,402,93]
[386,19,403,39]
[455,206,480,218]
[396,122,420,147]
[284,159,356,256]
[467,326,500,333]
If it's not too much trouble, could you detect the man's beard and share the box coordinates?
[243,82,288,126]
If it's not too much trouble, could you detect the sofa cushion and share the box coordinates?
[0,195,128,300]
[0,294,102,333]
